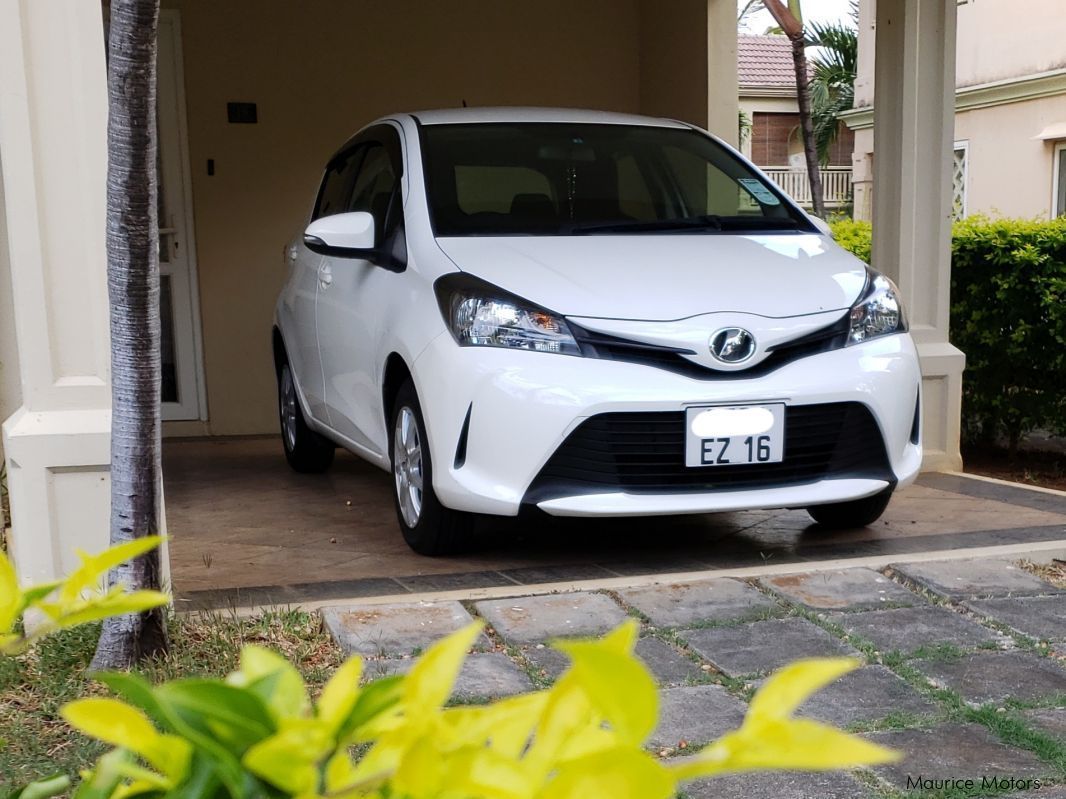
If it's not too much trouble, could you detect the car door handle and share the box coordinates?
[318,263,333,288]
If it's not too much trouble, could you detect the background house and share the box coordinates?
[845,0,1066,221]
[738,33,854,210]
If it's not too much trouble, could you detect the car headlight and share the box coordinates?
[847,270,907,345]
[434,274,581,355]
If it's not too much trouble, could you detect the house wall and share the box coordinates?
[161,0,650,437]
[956,0,1066,88]
[954,94,1066,218]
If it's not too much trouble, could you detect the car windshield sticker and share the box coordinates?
[738,178,781,206]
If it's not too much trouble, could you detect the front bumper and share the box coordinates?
[411,331,922,517]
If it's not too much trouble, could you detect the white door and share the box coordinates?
[156,12,206,421]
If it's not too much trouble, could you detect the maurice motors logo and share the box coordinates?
[907,776,1043,792]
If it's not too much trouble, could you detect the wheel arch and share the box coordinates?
[382,352,414,434]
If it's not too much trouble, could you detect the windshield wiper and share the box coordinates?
[568,215,802,235]
[569,216,721,234]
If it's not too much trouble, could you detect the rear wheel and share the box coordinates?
[278,361,334,473]
[391,379,471,555]
[806,487,893,529]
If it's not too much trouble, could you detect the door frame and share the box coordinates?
[158,9,208,421]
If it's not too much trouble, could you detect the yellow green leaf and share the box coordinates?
[59,536,165,603]
[242,721,332,794]
[403,621,483,711]
[62,697,160,752]
[39,590,169,630]
[555,622,657,746]
[672,718,899,780]
[230,644,310,719]
[542,747,675,799]
[0,550,19,634]
[317,655,363,732]
[748,658,860,722]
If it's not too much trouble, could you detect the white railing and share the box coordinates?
[762,167,853,209]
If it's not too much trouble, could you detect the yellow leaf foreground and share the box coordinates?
[62,619,898,798]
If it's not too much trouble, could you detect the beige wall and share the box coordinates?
[956,0,1066,87]
[163,0,733,437]
[164,0,651,437]
[955,94,1066,218]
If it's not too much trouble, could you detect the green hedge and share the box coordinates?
[830,216,1066,449]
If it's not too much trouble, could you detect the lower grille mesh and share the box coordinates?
[524,402,893,503]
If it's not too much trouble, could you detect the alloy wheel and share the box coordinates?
[280,365,298,452]
[393,406,424,527]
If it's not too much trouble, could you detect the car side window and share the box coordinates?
[313,148,363,220]
[347,144,401,244]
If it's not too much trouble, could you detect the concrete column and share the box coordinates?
[707,0,739,147]
[636,0,738,146]
[0,0,112,582]
[872,0,965,471]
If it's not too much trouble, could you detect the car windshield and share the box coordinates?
[420,122,812,237]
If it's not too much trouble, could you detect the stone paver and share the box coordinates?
[964,595,1066,642]
[683,617,857,677]
[1025,708,1066,741]
[867,722,1049,788]
[635,637,704,686]
[830,605,1000,654]
[617,578,777,627]
[914,651,1066,705]
[891,558,1061,600]
[369,652,534,700]
[321,600,483,656]
[684,771,870,799]
[796,665,938,726]
[762,568,919,611]
[475,592,627,644]
[522,636,702,686]
[523,644,570,681]
[648,685,747,749]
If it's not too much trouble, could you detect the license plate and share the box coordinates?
[684,403,785,467]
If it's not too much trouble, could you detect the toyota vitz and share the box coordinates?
[274,108,921,555]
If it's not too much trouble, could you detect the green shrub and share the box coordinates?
[951,216,1066,449]
[828,217,872,264]
[830,216,1066,449]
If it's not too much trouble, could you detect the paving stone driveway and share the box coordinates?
[323,557,1066,798]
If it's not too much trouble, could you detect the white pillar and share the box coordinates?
[707,0,739,148]
[872,0,965,471]
[0,0,112,582]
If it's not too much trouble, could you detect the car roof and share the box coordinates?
[405,107,692,128]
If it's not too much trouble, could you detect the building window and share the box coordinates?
[1054,142,1066,218]
[952,142,968,220]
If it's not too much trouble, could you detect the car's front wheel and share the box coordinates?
[806,487,893,528]
[278,360,335,473]
[391,379,471,555]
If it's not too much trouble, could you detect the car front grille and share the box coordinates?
[523,401,893,503]
[569,314,850,381]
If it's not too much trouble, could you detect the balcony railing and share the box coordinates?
[762,167,853,210]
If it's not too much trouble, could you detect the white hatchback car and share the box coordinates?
[274,108,922,554]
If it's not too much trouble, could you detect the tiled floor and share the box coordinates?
[162,437,1066,609]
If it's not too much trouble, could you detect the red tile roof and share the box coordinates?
[739,34,799,89]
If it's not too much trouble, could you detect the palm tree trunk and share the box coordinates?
[91,0,168,671]
[789,34,826,218]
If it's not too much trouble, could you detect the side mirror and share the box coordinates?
[304,212,376,257]
[809,215,832,236]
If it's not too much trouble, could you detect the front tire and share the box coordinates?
[806,487,893,528]
[278,361,334,473]
[391,380,471,555]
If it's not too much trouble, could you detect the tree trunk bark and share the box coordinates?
[91,0,168,671]
[789,34,826,218]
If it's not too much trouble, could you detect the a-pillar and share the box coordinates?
[872,0,965,471]
[0,0,112,582]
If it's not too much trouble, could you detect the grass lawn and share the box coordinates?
[0,609,342,788]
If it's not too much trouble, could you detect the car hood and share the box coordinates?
[435,234,867,321]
